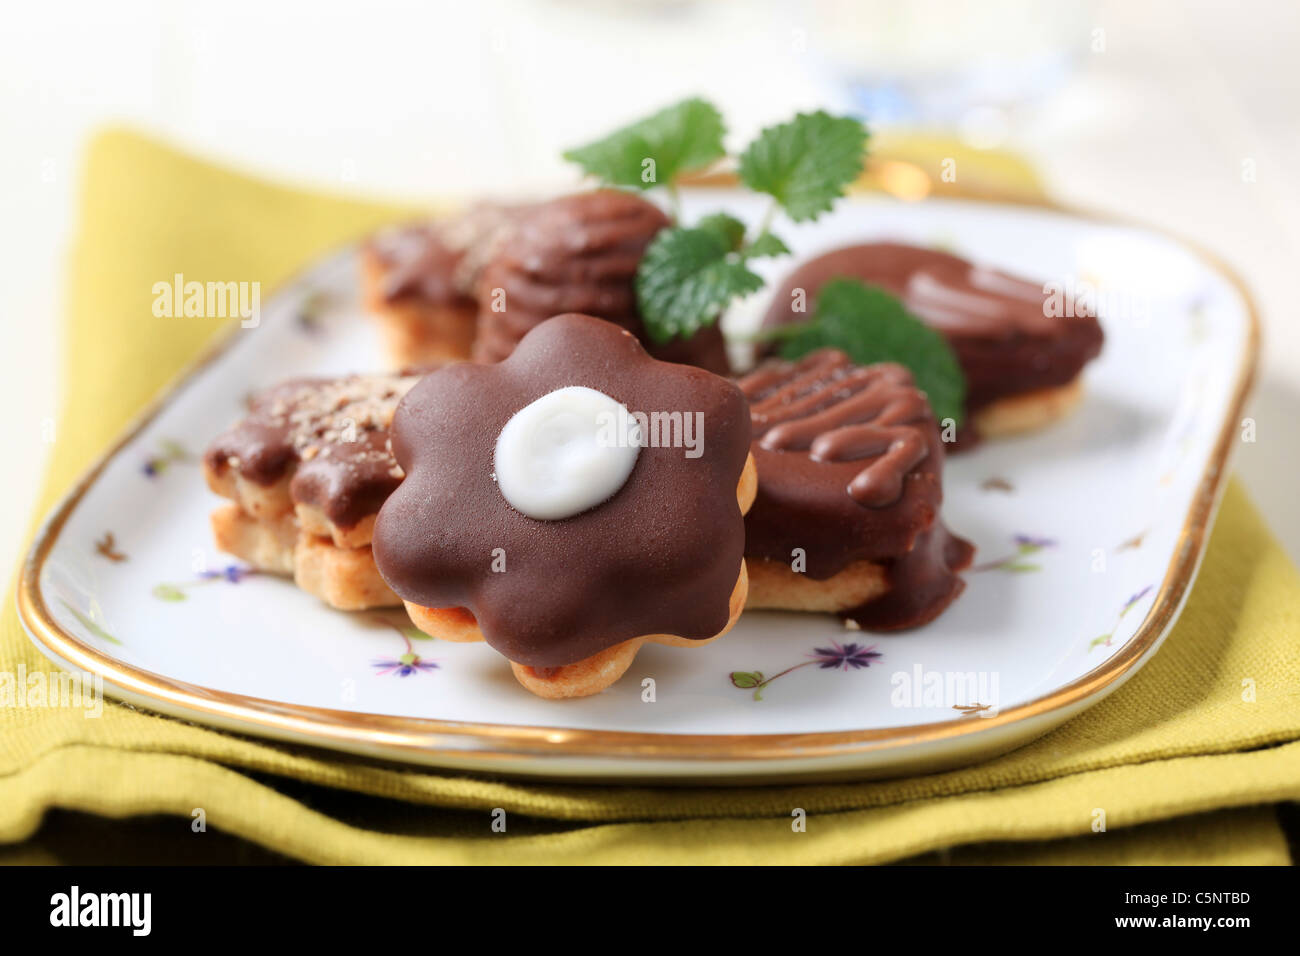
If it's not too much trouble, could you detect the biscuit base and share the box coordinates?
[361,248,477,366]
[211,504,297,575]
[204,463,292,522]
[293,534,401,611]
[296,503,377,551]
[972,378,1084,439]
[736,451,758,514]
[205,460,380,550]
[210,504,400,611]
[405,561,748,699]
[745,557,889,614]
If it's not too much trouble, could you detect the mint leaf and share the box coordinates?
[695,214,789,259]
[638,217,788,341]
[738,111,869,221]
[695,212,747,252]
[778,279,966,424]
[563,97,726,190]
[636,226,764,343]
[741,232,790,261]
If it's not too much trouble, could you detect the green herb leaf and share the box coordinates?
[562,97,727,190]
[694,212,747,252]
[778,279,966,424]
[741,231,791,261]
[730,671,764,689]
[694,214,789,260]
[636,226,764,343]
[738,111,869,221]
[152,583,187,602]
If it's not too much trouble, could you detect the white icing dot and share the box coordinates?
[493,386,641,520]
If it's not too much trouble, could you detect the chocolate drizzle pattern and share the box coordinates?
[762,242,1103,412]
[204,371,425,528]
[738,349,973,630]
[743,352,931,507]
[373,314,751,668]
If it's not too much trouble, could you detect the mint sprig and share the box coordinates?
[635,227,764,344]
[635,213,790,343]
[775,279,966,425]
[562,97,726,191]
[565,100,868,343]
[738,111,870,222]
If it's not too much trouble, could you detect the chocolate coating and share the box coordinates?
[366,204,516,307]
[205,371,425,528]
[373,313,751,667]
[474,190,732,375]
[761,242,1103,412]
[739,349,973,630]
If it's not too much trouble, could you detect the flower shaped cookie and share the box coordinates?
[373,313,756,698]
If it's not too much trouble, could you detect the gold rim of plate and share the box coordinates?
[16,182,1262,766]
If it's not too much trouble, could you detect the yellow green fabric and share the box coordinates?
[1,128,1295,865]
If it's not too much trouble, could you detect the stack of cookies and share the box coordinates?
[361,190,730,375]
[203,372,423,610]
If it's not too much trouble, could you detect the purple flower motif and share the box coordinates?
[142,440,192,478]
[732,641,885,700]
[372,653,439,677]
[972,534,1058,573]
[1090,584,1157,651]
[1121,585,1154,615]
[199,564,254,583]
[153,564,258,601]
[808,640,882,671]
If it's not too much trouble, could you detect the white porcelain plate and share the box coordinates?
[19,192,1258,782]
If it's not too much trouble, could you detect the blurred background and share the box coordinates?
[2,0,1298,576]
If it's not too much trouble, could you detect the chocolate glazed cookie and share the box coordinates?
[373,313,756,699]
[739,349,973,630]
[473,190,732,375]
[203,371,428,609]
[363,192,731,374]
[361,205,517,364]
[761,242,1103,442]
